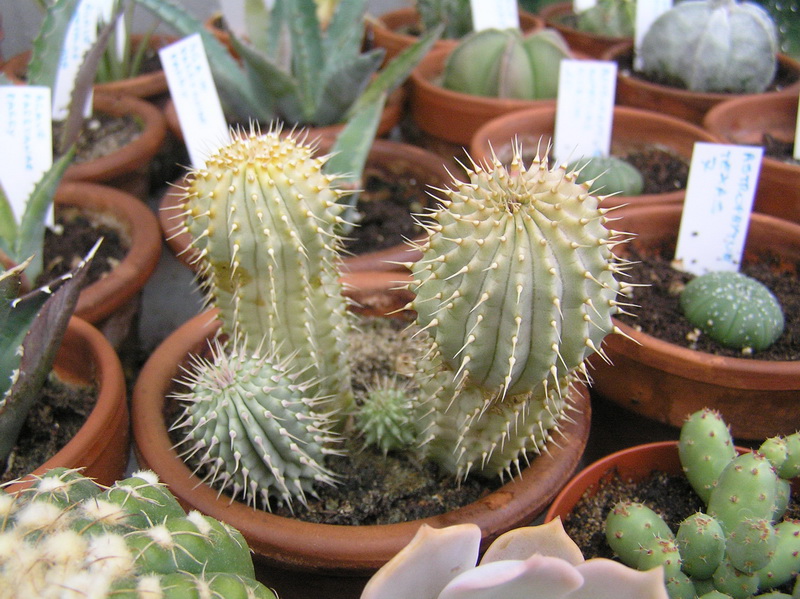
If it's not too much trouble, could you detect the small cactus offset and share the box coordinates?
[409,144,630,478]
[355,377,418,455]
[575,0,636,37]
[680,271,784,352]
[0,468,276,598]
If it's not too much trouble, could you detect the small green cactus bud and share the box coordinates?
[761,436,791,474]
[726,518,777,573]
[606,502,675,570]
[667,570,698,599]
[680,271,784,352]
[693,577,720,596]
[442,28,571,99]
[676,512,726,579]
[566,156,644,197]
[355,377,418,454]
[775,432,800,479]
[679,409,737,503]
[576,0,636,37]
[756,519,800,590]
[638,536,683,579]
[712,556,761,599]
[772,478,792,523]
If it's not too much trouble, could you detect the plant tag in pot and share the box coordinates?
[0,86,53,225]
[674,142,763,275]
[469,0,519,30]
[160,34,230,169]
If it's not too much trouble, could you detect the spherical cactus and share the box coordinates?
[680,271,784,352]
[442,28,571,99]
[355,377,418,454]
[565,155,644,196]
[576,0,636,38]
[638,0,779,93]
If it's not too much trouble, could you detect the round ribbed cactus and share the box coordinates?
[576,0,636,37]
[0,468,275,598]
[355,377,418,454]
[442,28,571,99]
[680,271,784,352]
[409,144,628,478]
[565,155,644,196]
[638,0,779,93]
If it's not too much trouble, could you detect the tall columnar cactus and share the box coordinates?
[0,468,276,598]
[408,144,629,478]
[605,409,800,598]
[171,128,353,508]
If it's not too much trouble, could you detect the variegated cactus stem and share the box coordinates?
[406,143,634,479]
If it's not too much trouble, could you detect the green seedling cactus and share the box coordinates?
[575,0,636,37]
[565,155,644,196]
[416,0,473,39]
[355,377,418,454]
[0,467,276,598]
[638,0,779,93]
[442,27,571,99]
[680,271,784,352]
[606,409,800,598]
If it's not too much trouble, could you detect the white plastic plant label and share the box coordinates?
[470,0,519,31]
[553,59,617,165]
[794,95,800,161]
[633,0,672,70]
[674,142,764,275]
[0,86,54,224]
[160,34,230,169]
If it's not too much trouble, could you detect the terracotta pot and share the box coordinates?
[159,138,448,273]
[131,302,592,599]
[703,93,800,225]
[6,316,129,493]
[538,1,629,58]
[367,7,544,65]
[602,41,800,126]
[55,182,161,345]
[589,203,800,440]
[469,104,719,209]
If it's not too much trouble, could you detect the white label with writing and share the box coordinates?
[553,59,617,164]
[674,142,764,275]
[160,34,230,169]
[573,0,597,14]
[470,0,519,31]
[794,95,800,161]
[0,87,54,224]
[633,0,672,70]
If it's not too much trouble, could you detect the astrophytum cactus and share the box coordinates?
[408,143,630,479]
[576,0,636,38]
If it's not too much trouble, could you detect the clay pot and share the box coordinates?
[6,316,129,493]
[703,93,800,225]
[602,41,800,126]
[589,203,800,440]
[55,182,162,345]
[468,104,719,209]
[538,1,629,58]
[131,301,592,599]
[367,7,544,65]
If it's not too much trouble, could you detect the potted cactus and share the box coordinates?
[539,0,633,58]
[131,125,634,597]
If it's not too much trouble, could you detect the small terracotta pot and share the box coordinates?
[6,316,129,493]
[538,1,629,58]
[367,7,544,65]
[55,182,162,343]
[468,104,719,209]
[132,302,592,599]
[703,93,800,225]
[602,41,800,126]
[590,203,800,440]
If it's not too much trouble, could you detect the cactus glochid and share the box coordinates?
[0,468,275,598]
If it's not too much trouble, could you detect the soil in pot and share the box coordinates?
[764,133,800,166]
[616,239,800,361]
[53,112,141,164]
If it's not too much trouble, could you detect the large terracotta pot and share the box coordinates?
[538,1,629,58]
[590,203,800,440]
[131,299,592,599]
[6,316,129,493]
[602,41,800,126]
[367,7,544,65]
[469,104,720,209]
[703,93,800,225]
[55,182,162,345]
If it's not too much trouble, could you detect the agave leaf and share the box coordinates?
[0,183,17,258]
[243,0,272,55]
[310,49,383,126]
[283,0,325,122]
[230,36,296,123]
[0,240,99,465]
[322,0,368,66]
[27,0,82,89]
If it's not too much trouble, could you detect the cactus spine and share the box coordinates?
[409,145,628,478]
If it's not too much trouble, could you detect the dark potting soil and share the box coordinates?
[53,112,141,164]
[616,239,800,361]
[764,133,800,167]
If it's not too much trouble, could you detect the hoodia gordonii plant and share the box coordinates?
[0,468,275,598]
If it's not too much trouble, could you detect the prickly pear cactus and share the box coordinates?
[576,0,636,38]
[0,468,276,598]
[409,144,629,478]
[680,271,784,352]
[638,0,779,93]
[565,155,644,196]
[442,28,571,99]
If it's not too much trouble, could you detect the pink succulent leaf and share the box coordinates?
[480,517,585,566]
[569,558,669,599]
[438,554,584,599]
[360,523,481,599]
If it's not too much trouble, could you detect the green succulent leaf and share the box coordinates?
[27,0,82,89]
[311,49,384,126]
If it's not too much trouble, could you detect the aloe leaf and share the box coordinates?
[230,36,296,123]
[243,0,272,54]
[323,0,368,66]
[28,0,82,89]
[0,184,17,258]
[283,0,325,122]
[312,49,383,126]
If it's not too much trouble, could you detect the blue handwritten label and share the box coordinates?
[160,34,230,168]
[0,87,53,223]
[553,59,617,164]
[470,0,519,30]
[675,142,764,275]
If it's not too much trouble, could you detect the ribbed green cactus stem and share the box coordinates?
[678,408,737,503]
[179,126,353,414]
